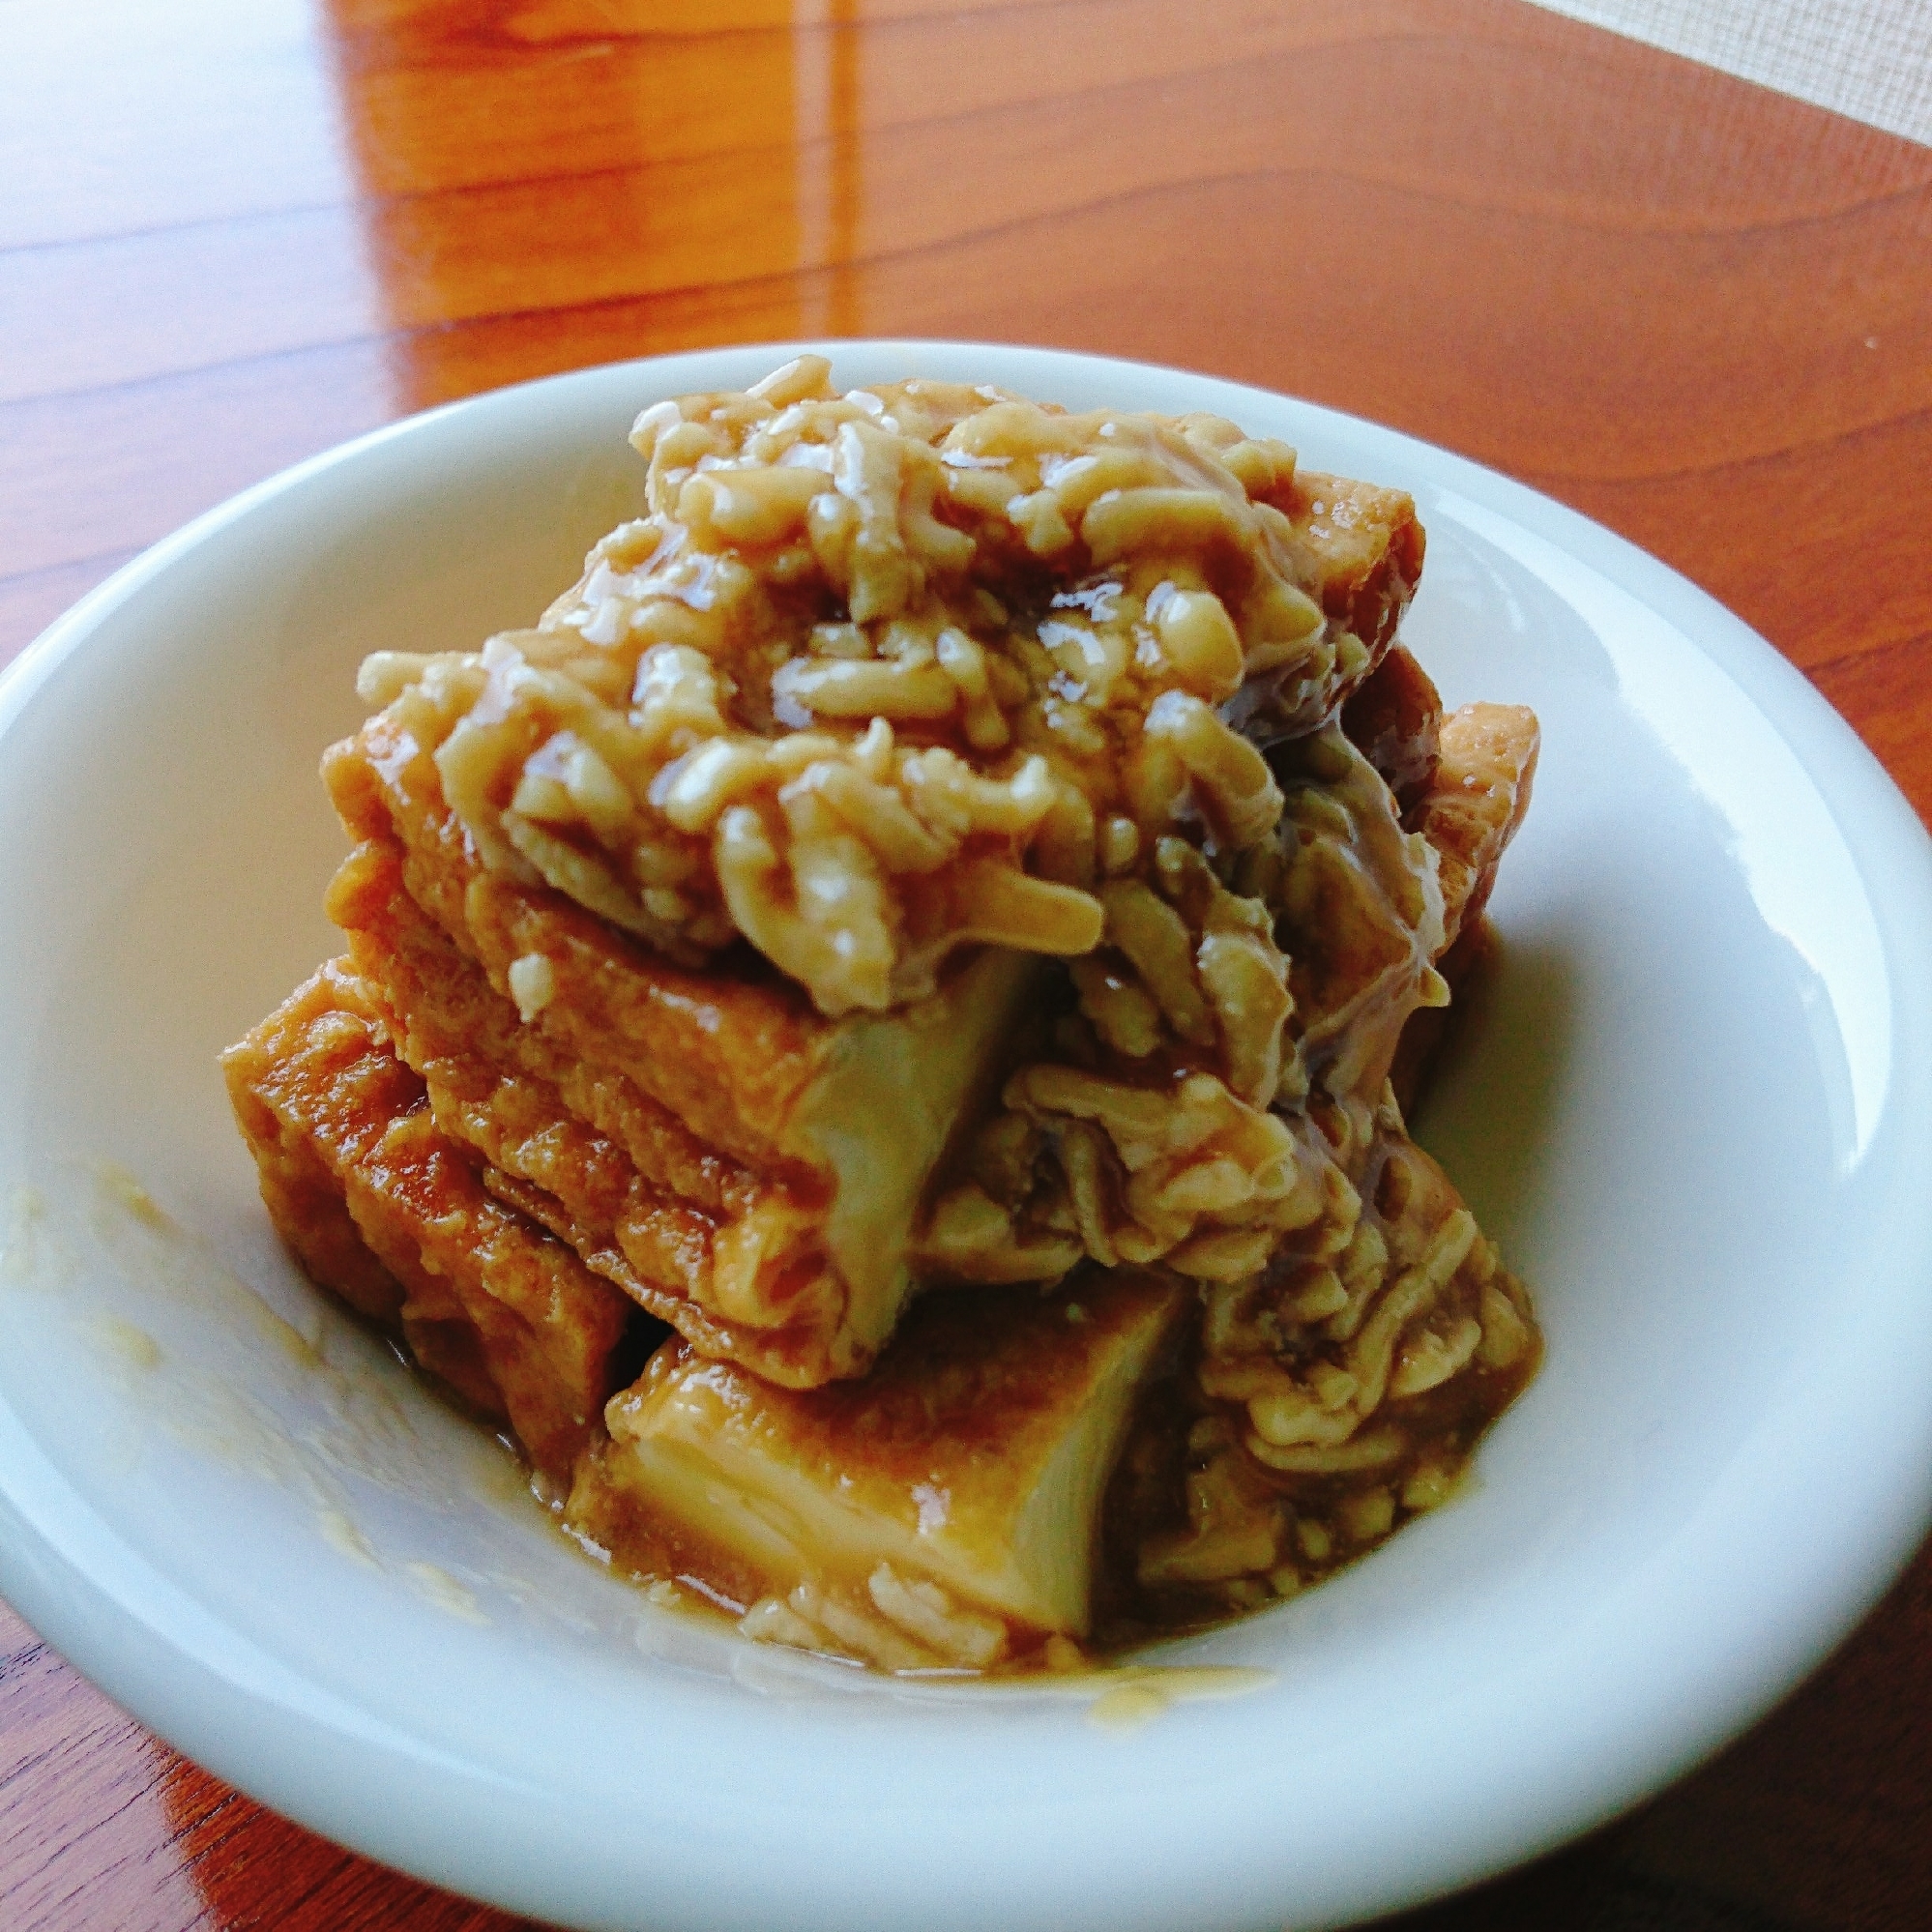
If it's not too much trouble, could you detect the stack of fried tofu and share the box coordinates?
[223,440,1537,1660]
[225,705,1195,1647]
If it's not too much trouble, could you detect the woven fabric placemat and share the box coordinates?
[1526,0,1932,144]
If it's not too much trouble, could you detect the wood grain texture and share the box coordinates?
[2,0,1928,1927]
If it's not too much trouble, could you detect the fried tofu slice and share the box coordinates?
[1227,473,1426,746]
[568,1272,1187,1661]
[221,960,633,1476]
[1341,643,1443,813]
[1390,702,1540,1116]
[324,716,1043,1388]
[1413,702,1540,949]
[1294,474,1427,664]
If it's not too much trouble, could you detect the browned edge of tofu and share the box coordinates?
[567,1270,1190,1661]
[323,718,1045,1387]
[220,960,635,1477]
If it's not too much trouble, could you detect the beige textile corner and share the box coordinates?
[1526,0,1932,147]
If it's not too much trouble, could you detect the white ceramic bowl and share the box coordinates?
[3,343,1930,1932]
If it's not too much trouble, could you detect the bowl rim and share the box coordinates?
[4,338,1932,1932]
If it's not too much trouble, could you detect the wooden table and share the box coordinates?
[4,2,1929,1926]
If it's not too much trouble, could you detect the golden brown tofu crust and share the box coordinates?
[1411,703,1540,949]
[570,1270,1188,1644]
[326,716,858,1175]
[331,837,788,1220]
[662,1274,1182,1495]
[1295,473,1426,667]
[221,961,632,1476]
[1341,643,1444,814]
[326,721,1045,1388]
[328,834,852,1385]
[1388,703,1541,1117]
